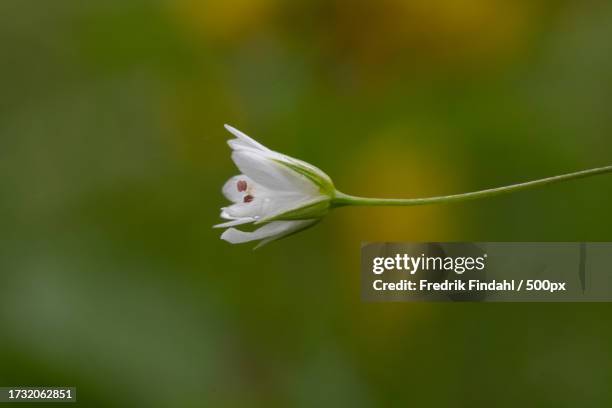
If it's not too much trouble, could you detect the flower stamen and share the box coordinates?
[237,180,248,192]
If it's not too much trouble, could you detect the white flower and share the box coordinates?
[215,125,335,248]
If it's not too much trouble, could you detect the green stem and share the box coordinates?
[332,165,612,207]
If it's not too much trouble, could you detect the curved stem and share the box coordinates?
[332,165,612,207]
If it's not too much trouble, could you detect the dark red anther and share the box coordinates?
[243,195,254,203]
[237,180,248,192]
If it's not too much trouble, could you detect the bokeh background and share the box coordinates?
[2,0,612,406]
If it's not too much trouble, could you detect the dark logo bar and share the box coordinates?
[361,243,612,302]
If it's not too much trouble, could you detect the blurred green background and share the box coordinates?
[1,0,612,406]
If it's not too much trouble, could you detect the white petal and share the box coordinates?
[255,220,318,249]
[232,149,318,194]
[222,197,265,219]
[223,191,320,221]
[213,217,256,228]
[220,220,317,245]
[220,210,235,220]
[222,175,255,203]
[224,124,269,152]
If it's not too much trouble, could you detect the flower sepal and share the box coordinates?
[253,197,331,225]
[273,159,335,196]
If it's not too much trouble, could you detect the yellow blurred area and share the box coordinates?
[171,0,537,73]
[172,0,280,43]
[336,128,461,243]
[162,0,544,111]
[333,0,536,71]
